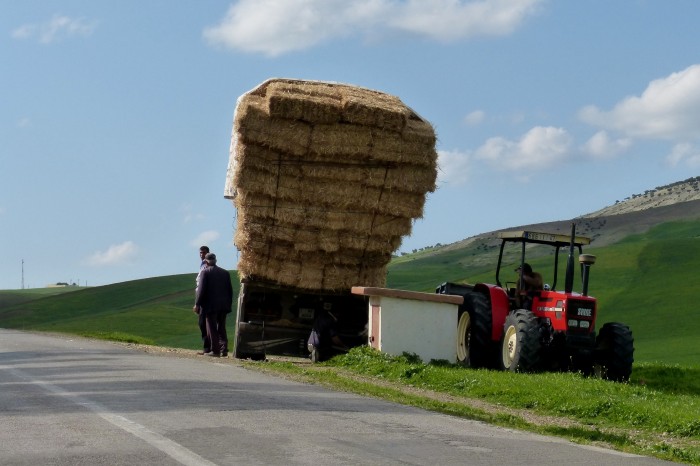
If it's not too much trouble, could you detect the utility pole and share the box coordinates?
[21,259,25,290]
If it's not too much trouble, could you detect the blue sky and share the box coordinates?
[2,0,699,289]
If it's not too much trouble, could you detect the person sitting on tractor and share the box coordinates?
[515,263,543,309]
[516,263,543,292]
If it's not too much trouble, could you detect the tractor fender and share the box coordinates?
[473,283,510,342]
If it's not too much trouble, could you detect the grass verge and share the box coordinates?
[241,346,700,465]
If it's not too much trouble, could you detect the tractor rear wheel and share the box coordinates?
[500,309,542,372]
[467,293,493,368]
[456,293,492,368]
[594,322,634,382]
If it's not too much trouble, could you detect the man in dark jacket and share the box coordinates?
[195,245,210,355]
[194,253,233,357]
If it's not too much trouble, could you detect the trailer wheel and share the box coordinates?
[233,339,265,361]
[500,309,542,372]
[594,322,634,382]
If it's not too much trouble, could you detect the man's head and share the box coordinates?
[515,263,533,275]
[205,252,217,265]
[199,245,209,260]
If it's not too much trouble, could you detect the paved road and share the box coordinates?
[0,329,673,465]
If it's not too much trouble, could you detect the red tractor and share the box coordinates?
[437,224,634,381]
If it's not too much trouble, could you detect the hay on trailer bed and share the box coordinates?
[224,78,438,291]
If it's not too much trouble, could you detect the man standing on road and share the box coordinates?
[194,245,211,355]
[194,253,233,357]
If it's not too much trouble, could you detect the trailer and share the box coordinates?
[233,280,368,360]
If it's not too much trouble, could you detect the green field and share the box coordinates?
[0,274,240,349]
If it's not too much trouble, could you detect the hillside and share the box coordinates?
[586,176,700,217]
[421,177,700,255]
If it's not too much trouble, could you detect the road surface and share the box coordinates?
[0,329,672,465]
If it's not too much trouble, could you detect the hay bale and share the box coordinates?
[225,78,437,291]
[266,80,343,124]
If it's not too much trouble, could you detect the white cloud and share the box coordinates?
[85,241,138,267]
[581,131,632,159]
[11,15,97,44]
[191,231,220,248]
[388,0,543,42]
[17,117,31,129]
[463,110,485,126]
[579,64,700,141]
[204,0,543,56]
[665,143,700,168]
[437,149,471,186]
[474,126,572,171]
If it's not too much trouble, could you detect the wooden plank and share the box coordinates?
[351,286,463,305]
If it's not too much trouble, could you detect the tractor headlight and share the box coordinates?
[568,319,578,328]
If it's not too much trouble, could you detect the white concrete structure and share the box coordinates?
[351,287,463,364]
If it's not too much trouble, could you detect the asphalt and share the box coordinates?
[0,329,675,465]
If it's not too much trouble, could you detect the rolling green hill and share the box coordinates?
[0,287,80,308]
[1,217,699,367]
[0,273,239,350]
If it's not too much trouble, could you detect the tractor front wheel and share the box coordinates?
[456,310,471,365]
[594,322,634,382]
[500,309,542,372]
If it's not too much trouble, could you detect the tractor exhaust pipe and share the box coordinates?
[564,223,576,294]
[579,254,596,296]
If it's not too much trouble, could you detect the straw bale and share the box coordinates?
[266,79,341,100]
[404,114,438,144]
[369,129,437,167]
[234,98,311,157]
[234,198,414,238]
[341,87,407,132]
[234,145,435,194]
[242,242,392,269]
[289,228,402,254]
[266,81,342,124]
[307,123,373,160]
[235,171,426,218]
[233,139,374,187]
[236,240,391,290]
[234,218,403,257]
[272,159,436,193]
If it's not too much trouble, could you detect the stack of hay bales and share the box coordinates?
[225,78,437,291]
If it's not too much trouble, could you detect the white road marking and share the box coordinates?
[1,365,217,466]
